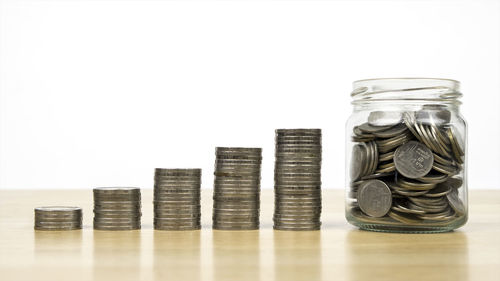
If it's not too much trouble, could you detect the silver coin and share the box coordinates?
[35,225,82,231]
[446,127,464,164]
[394,141,434,179]
[275,195,321,201]
[93,187,140,193]
[154,219,200,225]
[35,206,81,212]
[35,213,82,219]
[273,223,320,229]
[357,180,392,217]
[94,225,140,231]
[376,131,413,153]
[388,210,422,224]
[154,191,200,197]
[443,177,463,189]
[273,220,321,226]
[154,213,200,219]
[378,151,395,162]
[213,225,259,231]
[373,124,408,139]
[154,224,200,229]
[213,188,260,194]
[391,201,426,215]
[446,189,465,216]
[155,168,201,175]
[274,211,321,218]
[153,208,200,214]
[94,202,141,207]
[154,177,201,183]
[417,172,449,184]
[368,111,403,127]
[396,177,436,191]
[276,129,321,136]
[424,183,452,197]
[215,166,262,172]
[415,108,451,126]
[358,123,393,134]
[388,183,429,197]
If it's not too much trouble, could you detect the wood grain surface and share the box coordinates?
[0,189,499,281]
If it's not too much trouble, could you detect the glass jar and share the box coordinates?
[345,78,467,233]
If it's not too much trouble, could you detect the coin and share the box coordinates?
[368,111,403,127]
[394,141,434,179]
[416,108,451,126]
[446,189,465,216]
[350,144,366,181]
[373,124,407,138]
[357,180,392,217]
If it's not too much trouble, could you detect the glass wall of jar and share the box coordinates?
[345,78,467,233]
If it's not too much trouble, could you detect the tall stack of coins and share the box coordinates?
[212,147,262,230]
[93,187,141,230]
[154,168,201,230]
[348,109,466,227]
[34,206,82,231]
[274,129,322,231]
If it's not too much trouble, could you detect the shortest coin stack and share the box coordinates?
[93,187,141,230]
[154,168,201,230]
[34,206,82,231]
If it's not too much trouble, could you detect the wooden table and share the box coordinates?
[0,189,499,281]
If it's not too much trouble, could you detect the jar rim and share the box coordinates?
[353,77,460,86]
[351,78,462,104]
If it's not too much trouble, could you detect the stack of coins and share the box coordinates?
[34,206,82,231]
[274,129,322,231]
[213,147,262,230]
[348,109,466,226]
[154,168,201,230]
[93,187,141,230]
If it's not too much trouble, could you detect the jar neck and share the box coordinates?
[351,78,462,111]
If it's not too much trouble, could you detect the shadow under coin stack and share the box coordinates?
[93,187,141,230]
[348,109,466,227]
[34,206,82,231]
[274,129,322,231]
[213,147,262,230]
[153,168,202,230]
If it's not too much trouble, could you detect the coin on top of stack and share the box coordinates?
[34,206,82,231]
[274,129,322,231]
[154,168,201,230]
[93,187,141,230]
[213,147,262,230]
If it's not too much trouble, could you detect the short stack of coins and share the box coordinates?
[274,129,322,231]
[348,108,466,227]
[153,168,201,230]
[34,206,82,231]
[93,187,141,230]
[213,147,262,230]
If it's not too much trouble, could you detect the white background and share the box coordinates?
[1,0,499,190]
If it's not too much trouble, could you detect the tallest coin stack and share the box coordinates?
[273,129,322,231]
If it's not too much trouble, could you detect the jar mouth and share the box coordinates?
[352,78,462,104]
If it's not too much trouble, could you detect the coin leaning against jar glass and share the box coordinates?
[348,109,466,227]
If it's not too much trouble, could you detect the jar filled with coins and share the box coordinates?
[345,78,467,233]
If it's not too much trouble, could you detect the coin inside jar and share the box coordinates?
[357,180,392,218]
[394,141,434,179]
